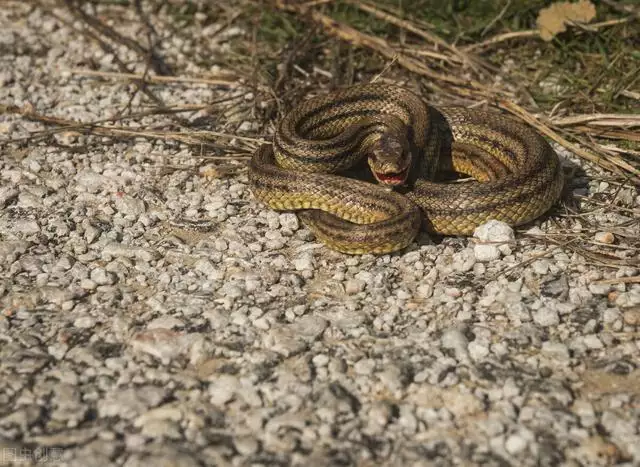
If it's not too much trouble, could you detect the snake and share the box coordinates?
[248,83,564,254]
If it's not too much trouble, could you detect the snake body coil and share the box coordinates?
[249,83,563,254]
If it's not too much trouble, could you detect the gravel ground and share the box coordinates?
[1,4,640,467]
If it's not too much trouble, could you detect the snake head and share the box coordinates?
[368,134,411,186]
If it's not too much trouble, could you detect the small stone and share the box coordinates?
[0,240,28,263]
[14,219,40,235]
[209,374,240,406]
[397,407,418,434]
[622,307,640,326]
[506,303,531,323]
[312,354,329,367]
[48,343,69,360]
[541,341,570,360]
[252,317,270,330]
[532,307,560,327]
[573,400,596,428]
[445,287,461,298]
[452,249,476,272]
[442,328,468,354]
[90,267,116,285]
[74,316,97,329]
[594,231,615,244]
[367,402,393,431]
[532,259,550,275]
[416,283,433,298]
[468,341,489,361]
[354,358,376,375]
[543,276,569,298]
[583,334,604,350]
[291,315,327,341]
[130,329,197,364]
[18,191,42,209]
[0,121,15,134]
[603,308,621,325]
[266,212,280,229]
[294,253,314,271]
[266,328,306,356]
[205,197,227,211]
[39,286,76,305]
[148,316,184,330]
[76,170,108,193]
[505,434,528,454]
[474,220,515,258]
[194,259,217,276]
[473,244,501,262]
[84,225,100,244]
[615,290,640,307]
[589,282,612,295]
[134,405,183,426]
[80,278,98,290]
[234,436,259,456]
[0,186,18,208]
[98,387,165,419]
[115,194,145,216]
[279,213,299,231]
[344,279,365,295]
[403,251,421,264]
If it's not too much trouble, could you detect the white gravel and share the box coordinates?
[1,3,639,467]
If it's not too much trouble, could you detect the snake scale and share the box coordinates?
[249,83,564,254]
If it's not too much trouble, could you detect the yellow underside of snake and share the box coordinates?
[249,83,564,254]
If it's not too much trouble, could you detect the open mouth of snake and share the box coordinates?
[374,167,409,186]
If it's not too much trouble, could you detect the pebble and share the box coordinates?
[505,433,528,455]
[353,358,376,375]
[13,219,41,235]
[468,341,490,361]
[312,354,329,367]
[80,278,98,290]
[622,308,640,326]
[615,290,640,307]
[0,186,19,207]
[441,328,469,355]
[90,267,116,285]
[541,342,570,360]
[473,244,501,262]
[17,191,42,209]
[98,387,165,419]
[115,195,146,216]
[473,220,515,261]
[147,316,185,330]
[234,436,260,456]
[344,279,366,295]
[294,253,314,271]
[506,303,531,323]
[279,213,299,231]
[73,316,97,329]
[452,248,476,272]
[594,231,615,244]
[532,307,560,327]
[582,335,604,350]
[403,251,421,264]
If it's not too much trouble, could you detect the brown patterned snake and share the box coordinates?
[249,83,564,254]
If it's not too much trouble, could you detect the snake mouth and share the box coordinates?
[374,167,409,186]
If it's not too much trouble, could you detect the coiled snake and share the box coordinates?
[249,83,563,254]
